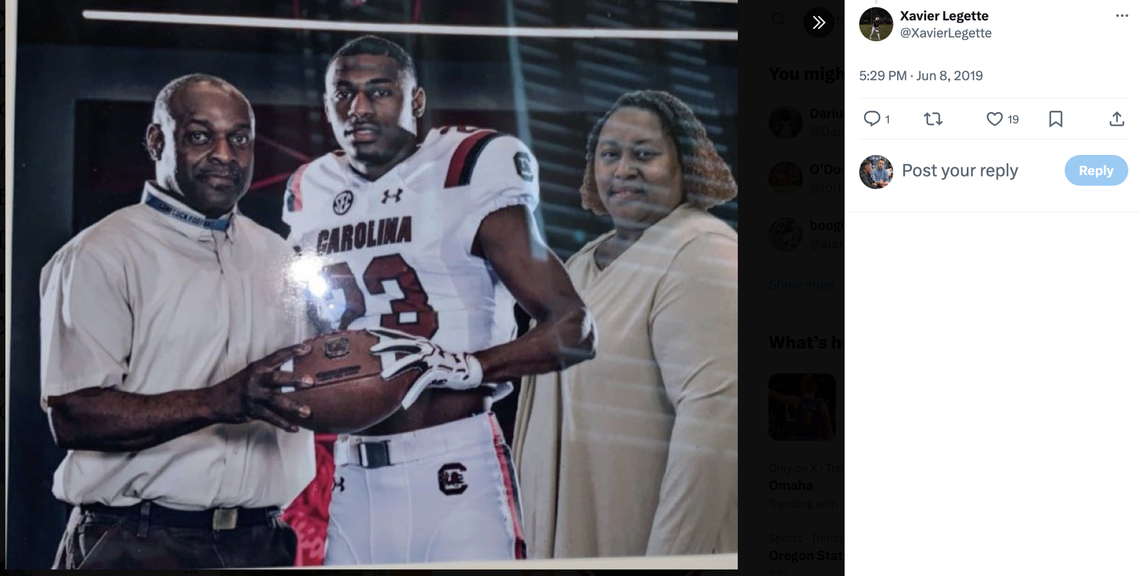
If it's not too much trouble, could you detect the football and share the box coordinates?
[279,329,418,434]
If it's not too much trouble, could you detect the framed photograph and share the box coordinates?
[5,0,737,569]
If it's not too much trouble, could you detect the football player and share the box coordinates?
[282,35,596,564]
[769,378,835,441]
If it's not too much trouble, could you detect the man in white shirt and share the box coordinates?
[41,74,317,569]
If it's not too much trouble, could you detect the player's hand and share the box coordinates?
[366,327,484,410]
[209,343,315,431]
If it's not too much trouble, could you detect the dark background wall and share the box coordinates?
[8,0,736,567]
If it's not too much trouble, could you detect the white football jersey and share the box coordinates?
[282,126,541,402]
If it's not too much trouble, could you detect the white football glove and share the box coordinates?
[366,327,484,410]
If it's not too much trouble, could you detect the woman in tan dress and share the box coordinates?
[513,90,738,558]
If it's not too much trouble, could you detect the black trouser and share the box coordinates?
[52,503,297,569]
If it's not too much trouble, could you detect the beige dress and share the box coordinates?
[513,205,738,558]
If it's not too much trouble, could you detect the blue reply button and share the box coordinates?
[1065,155,1128,186]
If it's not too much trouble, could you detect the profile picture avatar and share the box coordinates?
[860,8,893,41]
[769,217,803,251]
[769,106,803,139]
[860,155,893,189]
[769,161,803,195]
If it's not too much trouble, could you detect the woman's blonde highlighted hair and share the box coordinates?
[580,90,738,215]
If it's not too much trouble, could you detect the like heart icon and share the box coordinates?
[987,112,1003,126]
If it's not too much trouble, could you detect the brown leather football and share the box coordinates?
[279,329,418,434]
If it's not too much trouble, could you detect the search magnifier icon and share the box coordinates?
[865,111,881,126]
[773,13,784,25]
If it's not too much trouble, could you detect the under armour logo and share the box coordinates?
[381,188,403,204]
[333,477,346,492]
[333,190,354,215]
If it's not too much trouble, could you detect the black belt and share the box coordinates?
[81,502,280,531]
[359,440,392,469]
